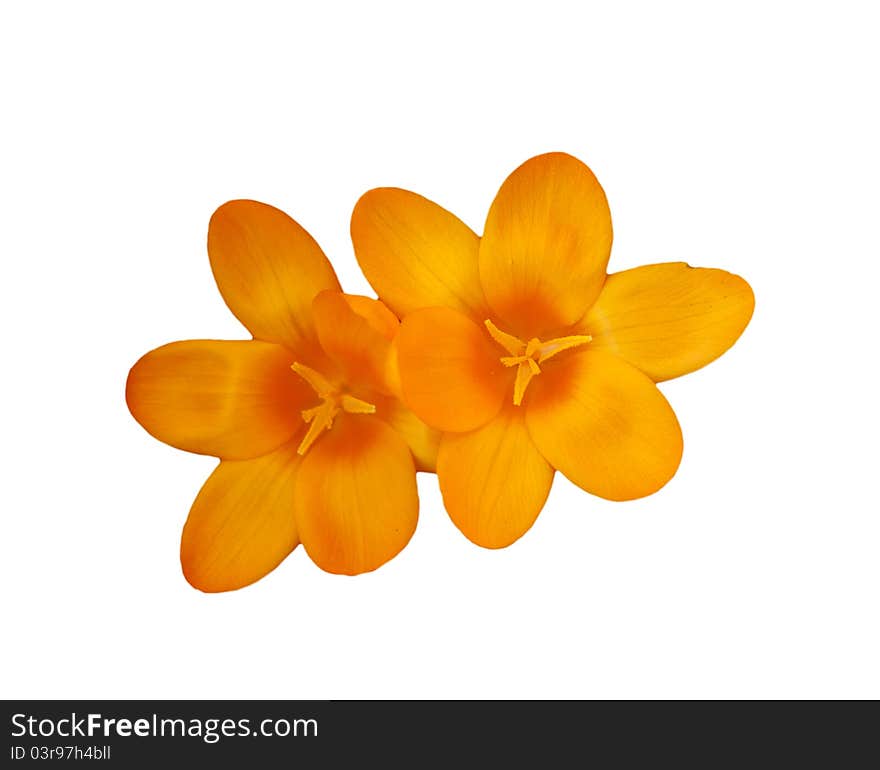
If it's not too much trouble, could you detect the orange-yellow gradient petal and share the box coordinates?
[341,294,400,340]
[479,152,613,337]
[294,416,418,575]
[376,397,441,472]
[437,404,554,548]
[397,307,508,433]
[583,262,755,382]
[352,187,489,319]
[525,350,683,501]
[126,340,309,459]
[180,441,301,592]
[208,200,340,353]
[312,291,398,395]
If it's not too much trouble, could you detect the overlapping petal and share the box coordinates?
[437,404,554,548]
[180,441,301,592]
[583,262,755,381]
[208,200,340,354]
[126,339,309,459]
[396,306,509,432]
[376,396,440,472]
[351,187,489,319]
[341,293,400,340]
[312,290,399,395]
[479,152,612,337]
[294,415,418,575]
[525,350,683,501]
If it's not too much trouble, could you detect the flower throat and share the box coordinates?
[290,362,376,455]
[484,320,591,406]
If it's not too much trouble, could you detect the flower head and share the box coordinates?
[351,152,754,548]
[127,200,438,590]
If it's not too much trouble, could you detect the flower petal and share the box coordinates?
[525,350,683,501]
[312,291,398,395]
[437,404,554,548]
[397,306,509,432]
[208,200,340,353]
[351,187,489,319]
[376,397,441,472]
[295,415,418,575]
[341,293,400,340]
[126,340,309,459]
[181,441,301,592]
[479,152,612,337]
[583,262,754,382]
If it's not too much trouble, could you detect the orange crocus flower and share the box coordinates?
[127,200,438,590]
[351,152,754,548]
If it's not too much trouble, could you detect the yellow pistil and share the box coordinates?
[484,319,592,406]
[291,362,376,455]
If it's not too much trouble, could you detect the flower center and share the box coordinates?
[290,362,376,455]
[484,320,592,406]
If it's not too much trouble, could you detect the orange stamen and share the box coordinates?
[484,320,592,405]
[291,363,376,454]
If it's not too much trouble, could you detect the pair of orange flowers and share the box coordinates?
[127,153,754,592]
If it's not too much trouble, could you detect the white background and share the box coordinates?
[2,1,878,699]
